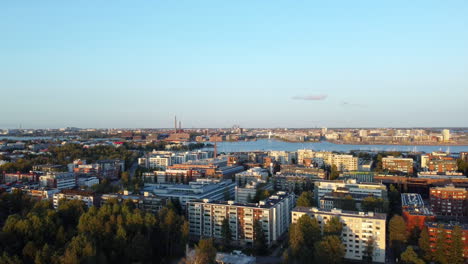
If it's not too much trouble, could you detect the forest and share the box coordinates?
[0,190,188,264]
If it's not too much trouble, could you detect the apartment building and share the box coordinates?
[268,151,296,165]
[280,165,326,178]
[235,167,269,186]
[272,174,316,193]
[430,185,467,217]
[53,189,97,209]
[332,155,358,171]
[187,192,295,246]
[314,180,387,203]
[382,156,414,174]
[292,207,386,263]
[235,181,273,203]
[428,159,458,173]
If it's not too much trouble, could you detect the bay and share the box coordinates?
[213,139,468,153]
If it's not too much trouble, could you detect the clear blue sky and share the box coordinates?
[1,1,467,129]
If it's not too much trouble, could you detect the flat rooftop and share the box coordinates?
[293,206,387,220]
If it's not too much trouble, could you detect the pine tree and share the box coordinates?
[400,246,424,264]
[363,236,375,263]
[389,215,407,258]
[314,235,345,264]
[418,227,432,262]
[221,218,232,249]
[433,225,448,264]
[448,225,464,264]
[253,219,267,255]
[194,238,216,264]
[296,191,315,207]
[324,216,343,237]
[297,214,321,262]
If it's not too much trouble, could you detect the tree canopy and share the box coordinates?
[296,191,315,207]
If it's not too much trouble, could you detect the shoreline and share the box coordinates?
[327,141,468,147]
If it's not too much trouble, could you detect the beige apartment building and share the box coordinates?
[292,207,386,263]
[187,192,295,246]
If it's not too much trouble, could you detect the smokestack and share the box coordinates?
[174,116,177,133]
[214,142,218,159]
[179,121,182,132]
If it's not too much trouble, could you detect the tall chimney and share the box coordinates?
[214,142,218,158]
[179,121,182,132]
[174,116,177,133]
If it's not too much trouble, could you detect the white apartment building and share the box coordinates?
[314,180,387,202]
[297,149,315,165]
[268,151,297,165]
[235,167,269,186]
[292,207,386,263]
[187,192,295,246]
[332,155,358,171]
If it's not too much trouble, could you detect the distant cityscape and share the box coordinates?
[0,120,467,263]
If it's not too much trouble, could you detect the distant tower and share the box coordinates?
[179,121,182,132]
[174,116,177,133]
[442,129,450,142]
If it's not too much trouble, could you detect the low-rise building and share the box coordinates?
[338,171,375,183]
[314,180,387,203]
[77,176,99,188]
[401,193,435,232]
[292,207,386,263]
[279,165,326,178]
[53,189,97,209]
[3,172,39,183]
[146,179,236,208]
[101,191,167,214]
[187,191,295,246]
[39,172,76,190]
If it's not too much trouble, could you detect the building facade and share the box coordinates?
[382,156,414,174]
[187,192,295,246]
[292,207,386,263]
[430,185,467,217]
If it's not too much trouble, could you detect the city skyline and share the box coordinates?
[2,1,468,128]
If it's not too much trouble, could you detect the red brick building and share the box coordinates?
[382,156,414,174]
[430,185,467,217]
[428,158,458,173]
[401,193,436,232]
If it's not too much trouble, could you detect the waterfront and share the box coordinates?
[213,139,468,153]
